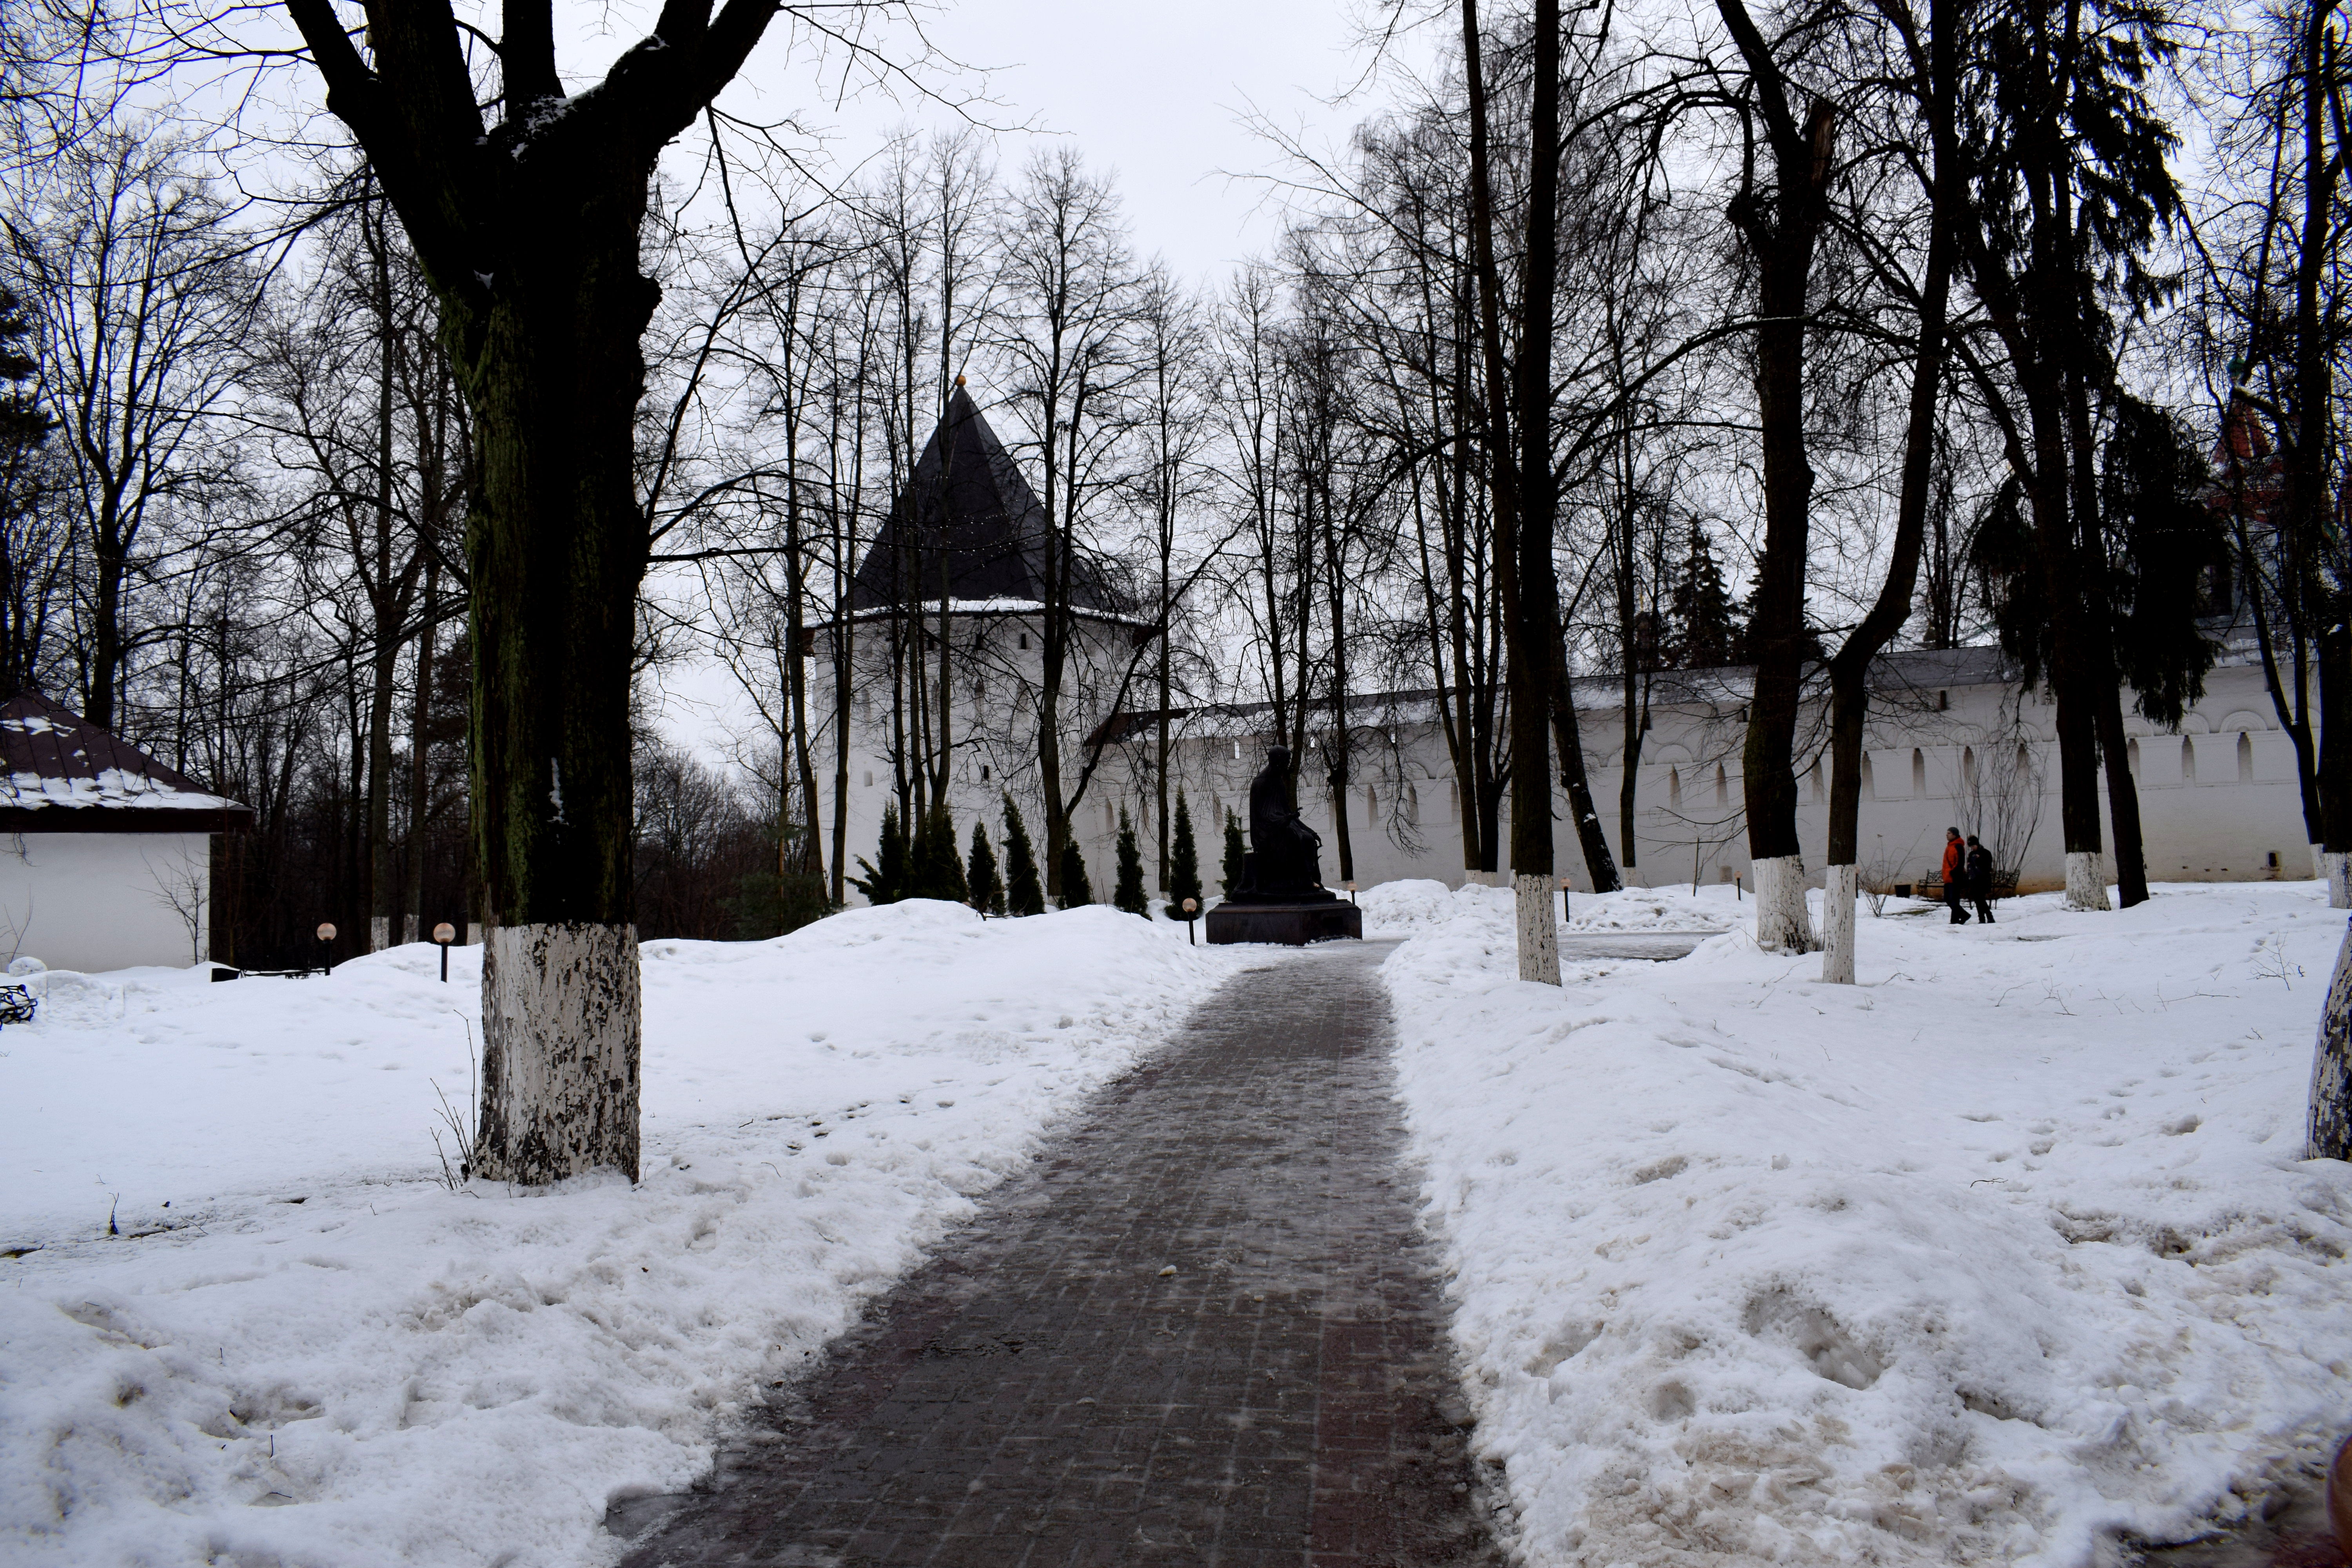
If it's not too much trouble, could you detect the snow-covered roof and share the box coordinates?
[0,693,254,833]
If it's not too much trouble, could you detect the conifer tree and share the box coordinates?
[909,804,967,903]
[1058,838,1094,907]
[1221,809,1246,896]
[1001,794,1046,917]
[966,820,1003,916]
[1113,807,1148,915]
[1165,794,1203,920]
[1666,521,1743,669]
[850,803,908,905]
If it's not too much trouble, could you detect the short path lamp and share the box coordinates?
[1344,880,1357,904]
[433,922,456,982]
[1181,897,1198,946]
[1560,875,1572,924]
[315,922,336,976]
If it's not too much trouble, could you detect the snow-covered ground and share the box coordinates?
[0,902,1240,1567]
[1383,878,2352,1567]
[1361,878,1733,940]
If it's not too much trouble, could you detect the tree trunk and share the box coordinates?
[1551,641,1620,891]
[463,215,652,1185]
[2322,625,2351,906]
[407,552,438,943]
[1823,0,1955,981]
[1717,0,1833,955]
[2309,914,2352,1160]
[1461,0,1559,982]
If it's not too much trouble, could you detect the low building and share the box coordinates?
[0,694,253,971]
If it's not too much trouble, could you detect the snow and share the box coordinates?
[1384,879,2352,1566]
[0,901,1240,1567]
[1360,877,1732,940]
[10,876,2345,1567]
[0,764,243,814]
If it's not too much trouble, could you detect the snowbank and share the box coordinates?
[1386,882,2352,1567]
[1360,877,1732,940]
[0,901,1239,1567]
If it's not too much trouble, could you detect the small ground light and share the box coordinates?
[433,922,456,982]
[316,922,336,976]
[1182,897,1198,945]
[1561,875,1572,924]
[1344,880,1357,904]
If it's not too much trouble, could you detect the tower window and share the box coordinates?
[2237,732,2253,782]
[1911,749,1926,796]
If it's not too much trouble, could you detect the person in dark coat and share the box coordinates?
[1940,827,1970,924]
[1965,834,1996,924]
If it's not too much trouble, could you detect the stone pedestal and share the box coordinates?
[1205,898,1363,946]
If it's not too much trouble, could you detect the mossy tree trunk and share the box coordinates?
[285,0,787,1184]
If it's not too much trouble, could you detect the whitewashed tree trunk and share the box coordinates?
[370,916,391,953]
[2309,916,2352,1161]
[2324,851,2352,909]
[2065,851,2111,911]
[1753,854,1819,954]
[475,922,641,1183]
[1820,863,1858,984]
[2311,842,2328,880]
[1514,872,1561,985]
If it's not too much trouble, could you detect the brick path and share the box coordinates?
[615,940,1497,1568]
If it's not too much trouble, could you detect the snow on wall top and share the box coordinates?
[0,693,252,830]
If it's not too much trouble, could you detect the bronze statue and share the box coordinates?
[1234,746,1333,902]
[1206,745,1360,942]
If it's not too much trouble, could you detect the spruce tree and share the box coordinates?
[1165,794,1203,920]
[850,803,909,905]
[1221,809,1246,896]
[1058,838,1094,908]
[1001,794,1046,916]
[1667,520,1743,670]
[909,803,968,903]
[1113,808,1148,915]
[966,819,1004,916]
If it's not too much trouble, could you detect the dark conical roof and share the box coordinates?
[850,387,1118,614]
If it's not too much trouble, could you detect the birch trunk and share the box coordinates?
[1820,863,1858,984]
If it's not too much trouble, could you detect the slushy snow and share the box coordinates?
[7,878,2346,1567]
[1381,878,2352,1566]
[0,901,1240,1567]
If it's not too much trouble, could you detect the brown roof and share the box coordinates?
[0,693,254,833]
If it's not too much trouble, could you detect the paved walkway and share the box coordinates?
[616,940,1496,1568]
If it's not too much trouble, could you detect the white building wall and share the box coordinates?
[816,637,2321,905]
[0,831,211,971]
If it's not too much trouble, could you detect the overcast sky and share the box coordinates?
[635,0,1435,755]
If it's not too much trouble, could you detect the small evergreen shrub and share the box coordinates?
[966,819,1004,916]
[1113,807,1148,915]
[849,802,908,904]
[1058,838,1094,908]
[1001,794,1046,916]
[909,802,967,902]
[1165,793,1203,920]
[1221,809,1245,896]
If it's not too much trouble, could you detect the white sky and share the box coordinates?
[637,0,1436,757]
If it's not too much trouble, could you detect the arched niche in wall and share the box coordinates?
[2237,732,2254,782]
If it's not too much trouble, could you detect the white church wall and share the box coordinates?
[0,831,211,971]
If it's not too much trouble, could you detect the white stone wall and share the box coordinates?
[816,639,2322,903]
[0,831,211,971]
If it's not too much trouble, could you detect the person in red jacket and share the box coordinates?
[1940,827,1971,924]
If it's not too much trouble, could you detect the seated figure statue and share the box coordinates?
[1236,746,1334,902]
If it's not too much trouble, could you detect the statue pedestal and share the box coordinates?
[1205,898,1363,946]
